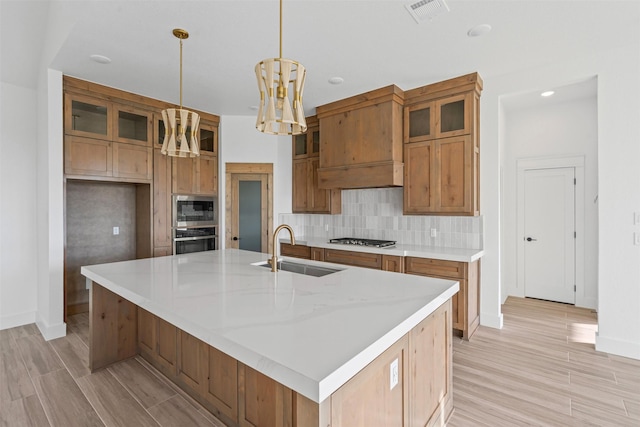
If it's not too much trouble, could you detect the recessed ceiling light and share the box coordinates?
[467,24,492,37]
[328,77,344,85]
[541,91,555,97]
[90,54,111,64]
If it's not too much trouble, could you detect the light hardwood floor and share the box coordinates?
[1,297,639,426]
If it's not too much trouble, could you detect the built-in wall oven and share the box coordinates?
[173,226,217,254]
[172,195,218,254]
[173,195,216,227]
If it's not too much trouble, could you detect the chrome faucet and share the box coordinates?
[271,224,296,272]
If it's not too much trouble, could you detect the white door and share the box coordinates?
[523,167,576,304]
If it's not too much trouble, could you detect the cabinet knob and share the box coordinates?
[525,237,537,242]
[232,236,239,241]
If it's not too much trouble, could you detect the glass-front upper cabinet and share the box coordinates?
[404,92,472,143]
[292,115,319,159]
[114,105,152,146]
[434,92,471,139]
[64,94,112,140]
[198,123,218,156]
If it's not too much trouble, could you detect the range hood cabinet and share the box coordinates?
[316,85,405,189]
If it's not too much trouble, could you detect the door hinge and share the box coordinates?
[574,285,576,292]
[574,178,576,185]
[574,231,576,238]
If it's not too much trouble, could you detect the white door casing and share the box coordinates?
[516,156,586,306]
[523,167,575,303]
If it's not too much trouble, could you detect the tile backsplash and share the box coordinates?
[279,188,483,249]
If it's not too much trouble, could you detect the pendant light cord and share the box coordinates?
[179,37,183,110]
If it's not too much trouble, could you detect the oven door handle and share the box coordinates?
[174,235,218,242]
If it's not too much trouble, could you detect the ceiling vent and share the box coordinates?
[405,0,450,24]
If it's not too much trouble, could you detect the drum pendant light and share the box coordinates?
[255,0,307,135]
[161,28,200,157]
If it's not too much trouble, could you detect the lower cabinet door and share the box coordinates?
[204,347,238,424]
[238,364,292,427]
[176,331,208,393]
[156,318,177,378]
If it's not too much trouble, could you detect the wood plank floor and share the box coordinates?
[448,297,640,426]
[1,297,639,426]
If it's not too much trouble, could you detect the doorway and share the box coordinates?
[517,157,585,305]
[225,163,273,253]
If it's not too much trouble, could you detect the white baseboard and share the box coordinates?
[576,296,597,311]
[596,334,640,360]
[35,314,66,341]
[480,311,504,329]
[0,310,36,330]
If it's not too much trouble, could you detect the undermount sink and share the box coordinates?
[253,260,341,277]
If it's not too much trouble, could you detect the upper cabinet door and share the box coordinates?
[113,105,153,146]
[308,125,320,157]
[292,133,308,159]
[198,123,218,156]
[64,93,113,140]
[404,101,436,143]
[434,92,471,139]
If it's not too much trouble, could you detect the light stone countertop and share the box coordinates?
[81,249,458,403]
[280,237,484,262]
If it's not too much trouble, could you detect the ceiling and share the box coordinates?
[2,1,638,116]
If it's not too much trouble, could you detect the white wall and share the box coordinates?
[35,69,65,340]
[502,93,598,308]
[0,82,39,328]
[218,115,292,248]
[481,43,640,359]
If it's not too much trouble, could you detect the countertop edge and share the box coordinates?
[280,238,484,263]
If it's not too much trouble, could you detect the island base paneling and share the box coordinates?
[89,282,452,427]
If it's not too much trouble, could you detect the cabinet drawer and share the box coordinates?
[405,257,466,279]
[280,243,310,259]
[325,249,382,269]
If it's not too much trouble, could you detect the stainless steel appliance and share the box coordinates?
[173,195,216,227]
[173,227,217,254]
[329,237,396,248]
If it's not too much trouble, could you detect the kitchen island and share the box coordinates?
[81,249,458,427]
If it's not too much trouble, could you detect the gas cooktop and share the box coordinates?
[329,237,396,248]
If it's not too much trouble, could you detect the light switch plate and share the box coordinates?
[113,226,119,235]
[431,228,437,238]
[390,358,399,390]
[635,212,640,225]
[635,232,640,246]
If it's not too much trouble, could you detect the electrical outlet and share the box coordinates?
[325,224,329,232]
[635,212,640,225]
[113,226,119,235]
[390,358,399,390]
[430,228,437,238]
[635,232,640,246]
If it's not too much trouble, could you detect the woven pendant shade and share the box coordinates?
[255,0,306,136]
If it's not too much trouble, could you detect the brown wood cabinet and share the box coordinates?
[405,257,479,340]
[280,243,311,259]
[170,121,219,195]
[281,244,404,273]
[153,142,172,255]
[325,249,383,269]
[94,280,453,427]
[317,85,405,189]
[137,307,238,426]
[403,73,482,216]
[292,116,341,214]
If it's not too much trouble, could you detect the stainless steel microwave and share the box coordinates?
[172,195,216,227]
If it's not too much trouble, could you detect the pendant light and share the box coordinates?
[255,0,307,135]
[161,28,200,157]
